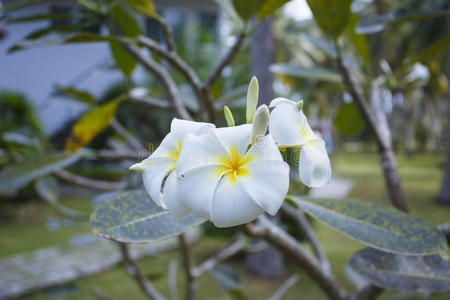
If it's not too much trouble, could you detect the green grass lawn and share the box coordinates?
[1,152,449,300]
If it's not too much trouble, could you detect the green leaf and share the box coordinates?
[126,0,155,17]
[54,85,95,105]
[356,10,450,35]
[306,0,352,38]
[292,197,448,256]
[0,151,84,193]
[63,33,131,44]
[64,97,124,151]
[333,102,365,135]
[258,0,291,20]
[109,41,137,78]
[345,13,370,67]
[90,190,205,243]
[348,248,450,293]
[270,63,341,83]
[400,36,450,71]
[231,0,266,21]
[109,4,142,37]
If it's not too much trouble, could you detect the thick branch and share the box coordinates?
[54,169,125,191]
[118,243,166,300]
[192,235,246,278]
[124,44,192,120]
[204,32,246,88]
[336,53,408,213]
[111,118,143,151]
[168,260,179,300]
[244,216,347,300]
[282,205,331,275]
[137,36,215,122]
[268,274,300,300]
[178,234,196,300]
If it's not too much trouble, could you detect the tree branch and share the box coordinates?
[160,20,176,52]
[192,234,246,278]
[282,205,331,276]
[129,94,171,110]
[204,32,246,88]
[244,216,347,300]
[137,36,215,122]
[54,169,125,191]
[123,44,192,120]
[96,149,140,161]
[118,243,166,300]
[268,274,300,300]
[111,118,144,151]
[335,51,408,213]
[350,285,383,300]
[178,234,196,300]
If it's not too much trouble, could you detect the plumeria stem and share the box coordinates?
[118,243,166,300]
[244,216,347,300]
[178,234,196,300]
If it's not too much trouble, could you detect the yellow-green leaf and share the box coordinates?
[232,0,266,21]
[126,0,155,17]
[64,98,123,151]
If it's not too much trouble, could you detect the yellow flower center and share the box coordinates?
[217,146,252,182]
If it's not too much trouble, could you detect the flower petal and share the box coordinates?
[269,97,297,108]
[299,139,331,188]
[239,135,290,215]
[214,124,252,157]
[269,103,304,147]
[142,161,172,207]
[177,165,223,218]
[161,171,191,219]
[170,118,215,142]
[176,133,228,176]
[211,175,264,227]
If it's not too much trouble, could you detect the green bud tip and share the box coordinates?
[246,76,259,124]
[223,106,235,127]
[296,100,304,111]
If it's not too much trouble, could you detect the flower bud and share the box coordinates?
[251,105,269,144]
[223,105,235,127]
[246,76,259,123]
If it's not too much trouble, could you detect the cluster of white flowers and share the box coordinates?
[131,81,331,228]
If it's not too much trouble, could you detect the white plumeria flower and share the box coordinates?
[269,98,331,188]
[176,107,290,228]
[130,118,215,218]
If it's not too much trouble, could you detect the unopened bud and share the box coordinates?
[246,76,259,123]
[251,105,269,144]
[223,106,235,127]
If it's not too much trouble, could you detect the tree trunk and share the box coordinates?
[245,18,285,278]
[437,16,450,205]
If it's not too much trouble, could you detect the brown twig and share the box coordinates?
[96,149,140,161]
[350,285,383,300]
[137,36,215,122]
[111,118,143,151]
[244,216,348,300]
[192,234,246,278]
[54,169,125,191]
[204,32,246,88]
[160,20,176,52]
[178,234,196,300]
[118,243,166,300]
[282,205,331,276]
[123,44,192,120]
[268,274,300,300]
